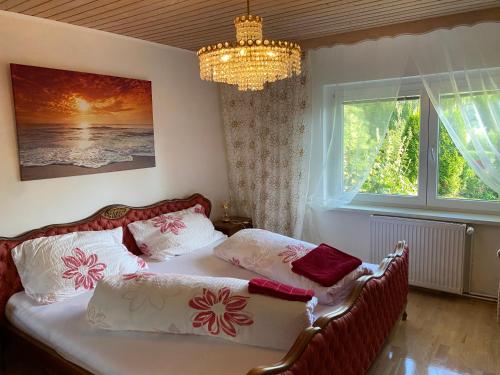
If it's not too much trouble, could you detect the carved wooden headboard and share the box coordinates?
[0,193,211,321]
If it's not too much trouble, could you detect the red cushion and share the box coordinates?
[248,278,314,302]
[291,243,362,287]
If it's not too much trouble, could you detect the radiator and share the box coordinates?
[370,215,467,294]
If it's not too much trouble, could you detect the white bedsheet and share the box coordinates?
[6,238,377,375]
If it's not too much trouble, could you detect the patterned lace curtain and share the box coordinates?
[220,60,310,237]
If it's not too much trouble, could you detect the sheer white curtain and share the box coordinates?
[306,38,413,213]
[307,79,402,208]
[302,23,500,242]
[411,25,500,194]
[302,40,410,241]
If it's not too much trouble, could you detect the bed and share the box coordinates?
[0,193,409,375]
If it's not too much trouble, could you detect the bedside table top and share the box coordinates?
[219,216,251,224]
[213,217,252,227]
[213,217,252,236]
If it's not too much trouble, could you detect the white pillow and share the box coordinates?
[128,204,226,260]
[11,227,147,304]
[213,229,371,305]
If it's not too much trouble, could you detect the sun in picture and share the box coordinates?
[10,64,156,181]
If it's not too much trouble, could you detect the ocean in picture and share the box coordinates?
[18,124,155,168]
[11,64,155,181]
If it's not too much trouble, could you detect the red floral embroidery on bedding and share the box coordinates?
[61,248,107,290]
[229,257,242,268]
[189,287,253,337]
[278,244,310,264]
[151,215,187,235]
[122,272,156,281]
[126,251,147,269]
[194,205,206,216]
[138,243,151,256]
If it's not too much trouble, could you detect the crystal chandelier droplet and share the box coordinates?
[197,2,301,91]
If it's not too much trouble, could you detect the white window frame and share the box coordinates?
[326,79,500,214]
[351,84,429,208]
[427,103,500,214]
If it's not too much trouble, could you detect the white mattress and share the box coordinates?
[6,238,376,375]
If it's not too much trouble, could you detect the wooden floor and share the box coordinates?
[369,290,499,375]
[3,290,499,375]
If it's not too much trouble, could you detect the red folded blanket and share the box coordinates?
[291,243,362,287]
[248,278,314,302]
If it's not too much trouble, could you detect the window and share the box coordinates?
[349,97,421,196]
[327,79,499,213]
[438,122,499,202]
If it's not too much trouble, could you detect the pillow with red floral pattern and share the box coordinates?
[11,227,147,304]
[213,229,372,305]
[127,204,226,260]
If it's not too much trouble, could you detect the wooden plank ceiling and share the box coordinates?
[1,0,499,51]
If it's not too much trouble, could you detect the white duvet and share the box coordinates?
[88,272,317,350]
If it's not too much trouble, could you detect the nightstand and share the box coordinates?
[214,217,252,236]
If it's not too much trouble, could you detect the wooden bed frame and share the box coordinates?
[0,193,409,375]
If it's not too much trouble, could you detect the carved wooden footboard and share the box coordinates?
[248,241,409,375]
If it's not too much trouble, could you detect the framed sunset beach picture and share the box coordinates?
[10,64,155,181]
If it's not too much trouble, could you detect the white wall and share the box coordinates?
[0,11,229,236]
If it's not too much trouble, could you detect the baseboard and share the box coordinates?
[409,285,497,303]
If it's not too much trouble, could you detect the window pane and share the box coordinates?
[343,97,420,195]
[438,122,499,201]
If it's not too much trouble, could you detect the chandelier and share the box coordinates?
[197,0,301,91]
